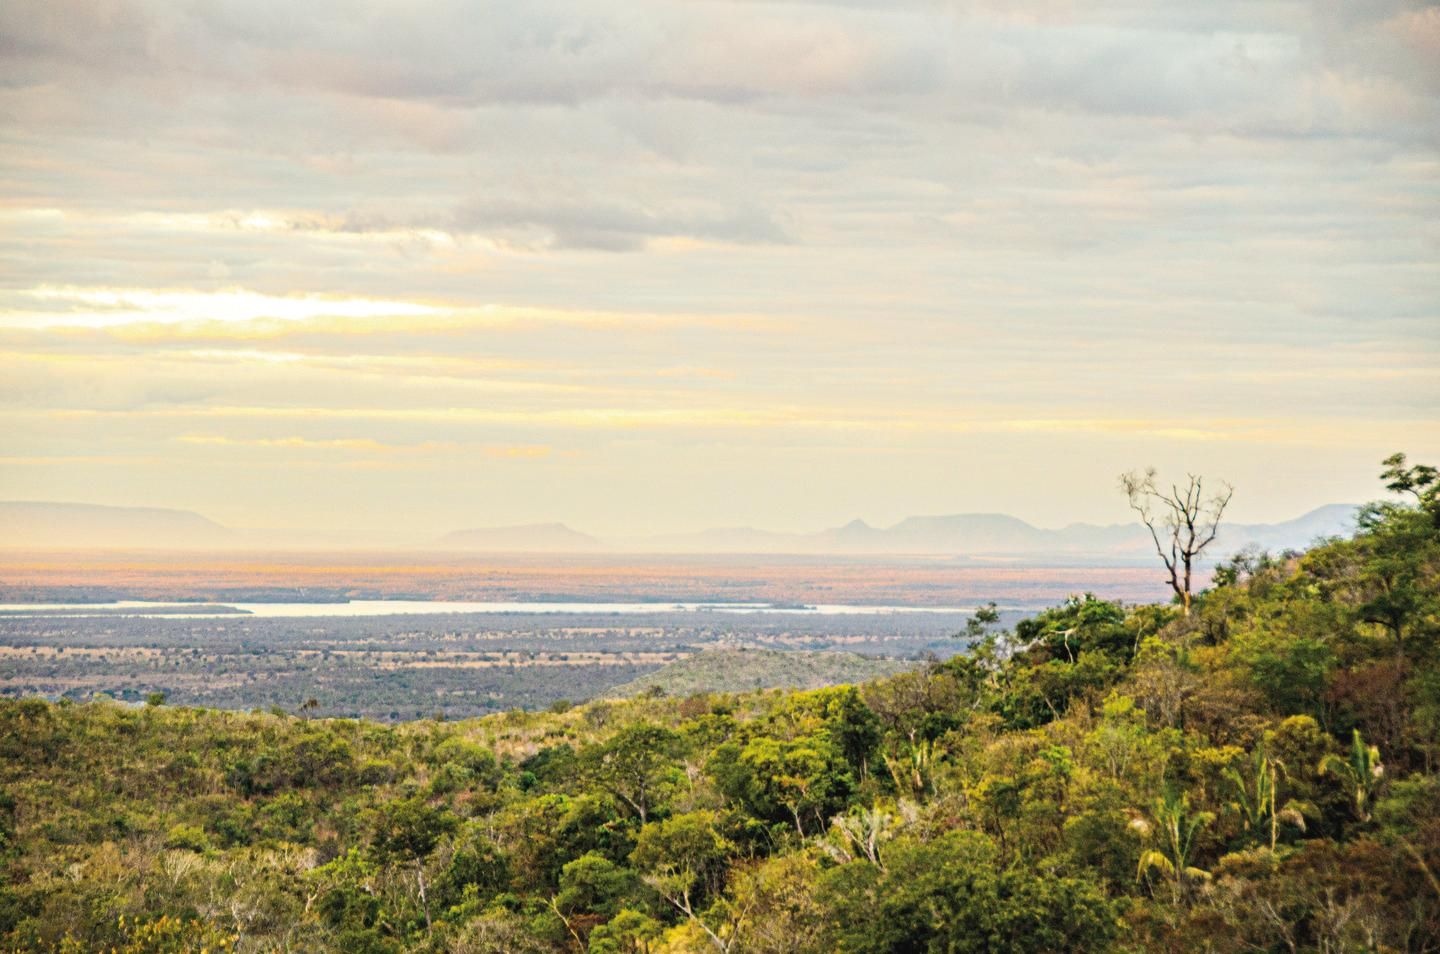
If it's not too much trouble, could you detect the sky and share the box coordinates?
[1,0,1437,539]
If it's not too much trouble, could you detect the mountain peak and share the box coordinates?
[0,501,232,549]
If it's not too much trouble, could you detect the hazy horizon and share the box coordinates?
[0,490,1379,541]
[2,1,1437,537]
[0,497,1359,557]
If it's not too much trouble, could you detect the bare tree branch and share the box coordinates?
[1120,468,1233,615]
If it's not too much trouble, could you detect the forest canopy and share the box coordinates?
[1,456,1437,953]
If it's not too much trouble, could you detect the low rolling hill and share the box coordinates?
[603,646,917,698]
[0,501,234,549]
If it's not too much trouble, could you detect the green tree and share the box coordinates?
[366,796,457,934]
[631,811,735,946]
[586,909,664,954]
[821,831,1116,953]
[711,734,851,836]
[555,852,642,921]
[432,821,511,912]
[1381,451,1439,524]
[719,853,827,954]
[584,724,685,824]
[960,601,1000,642]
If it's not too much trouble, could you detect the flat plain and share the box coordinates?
[0,550,1167,605]
[0,550,1172,719]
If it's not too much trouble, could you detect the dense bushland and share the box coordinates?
[1,458,1437,952]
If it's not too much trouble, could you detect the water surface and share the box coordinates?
[0,599,982,619]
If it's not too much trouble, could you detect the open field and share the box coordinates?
[0,608,972,720]
[0,552,1176,719]
[0,550,1172,607]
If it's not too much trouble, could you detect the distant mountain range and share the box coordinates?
[0,500,1359,561]
[440,504,1358,560]
[0,501,234,549]
[627,507,1347,562]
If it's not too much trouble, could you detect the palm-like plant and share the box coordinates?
[883,739,935,800]
[1133,788,1214,903]
[1224,748,1311,850]
[1318,728,1384,823]
[824,803,895,869]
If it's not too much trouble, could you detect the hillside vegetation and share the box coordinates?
[602,648,916,699]
[0,457,1437,953]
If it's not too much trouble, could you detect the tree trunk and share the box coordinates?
[1181,555,1193,615]
[416,860,432,934]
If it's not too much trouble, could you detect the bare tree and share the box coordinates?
[1120,468,1233,615]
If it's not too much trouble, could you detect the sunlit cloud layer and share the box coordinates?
[12,287,442,328]
[0,0,1436,535]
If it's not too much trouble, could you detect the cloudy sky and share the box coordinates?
[1,0,1437,538]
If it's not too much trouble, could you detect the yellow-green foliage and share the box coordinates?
[2,461,1438,952]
